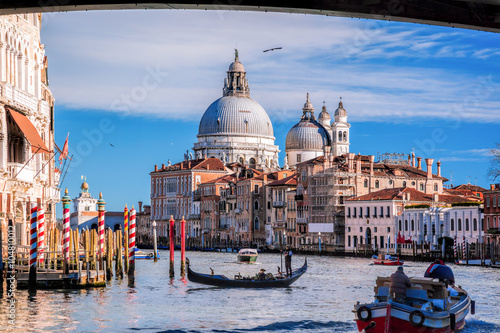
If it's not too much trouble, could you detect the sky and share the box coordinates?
[39,9,500,214]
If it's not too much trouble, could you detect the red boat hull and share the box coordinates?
[373,259,404,266]
[356,315,466,333]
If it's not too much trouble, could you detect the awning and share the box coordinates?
[7,107,50,154]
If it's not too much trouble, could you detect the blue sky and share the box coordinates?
[40,10,500,213]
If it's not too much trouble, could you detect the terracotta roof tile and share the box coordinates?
[452,184,488,192]
[267,173,298,186]
[348,187,478,204]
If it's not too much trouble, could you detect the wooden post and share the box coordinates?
[169,215,175,278]
[84,229,89,270]
[106,229,112,280]
[153,220,158,263]
[124,205,129,275]
[29,203,38,293]
[0,220,3,294]
[61,189,72,274]
[128,207,136,286]
[115,230,123,278]
[180,216,186,276]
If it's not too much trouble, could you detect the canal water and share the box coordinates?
[1,252,499,332]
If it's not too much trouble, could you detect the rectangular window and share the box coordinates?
[366,207,370,218]
[386,206,390,217]
[387,227,390,233]
[254,185,259,194]
[360,227,363,232]
[297,154,302,163]
[359,207,363,218]
[494,196,497,208]
[348,236,351,247]
[348,227,351,232]
[373,207,377,218]
[347,207,351,218]
[379,206,383,217]
[487,196,490,207]
[380,236,384,248]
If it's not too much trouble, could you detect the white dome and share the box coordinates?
[228,60,245,72]
[198,96,274,138]
[286,120,331,150]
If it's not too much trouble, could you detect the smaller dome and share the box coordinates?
[335,99,347,117]
[81,182,89,190]
[318,104,330,120]
[303,93,314,110]
[228,60,245,72]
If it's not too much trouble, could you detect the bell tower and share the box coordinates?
[331,98,351,156]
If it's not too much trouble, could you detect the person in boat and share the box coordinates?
[389,266,411,303]
[284,246,292,276]
[258,269,266,281]
[424,259,455,285]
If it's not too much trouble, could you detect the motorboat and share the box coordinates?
[373,254,404,266]
[354,276,473,333]
[237,248,258,262]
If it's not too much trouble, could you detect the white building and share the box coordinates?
[0,14,59,244]
[193,50,280,169]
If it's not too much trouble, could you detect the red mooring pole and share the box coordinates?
[29,202,38,292]
[180,216,186,276]
[169,215,175,278]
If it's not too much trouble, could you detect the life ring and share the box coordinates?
[148,253,154,258]
[409,310,425,327]
[357,306,372,322]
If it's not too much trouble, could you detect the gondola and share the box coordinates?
[186,258,307,288]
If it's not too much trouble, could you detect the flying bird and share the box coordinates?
[109,143,115,147]
[263,47,282,52]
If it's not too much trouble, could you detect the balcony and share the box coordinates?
[0,82,39,115]
[297,217,308,224]
[189,213,201,219]
[272,222,285,229]
[8,163,34,183]
[273,201,287,208]
[487,228,500,235]
[235,208,241,214]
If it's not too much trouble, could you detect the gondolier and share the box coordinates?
[285,246,292,276]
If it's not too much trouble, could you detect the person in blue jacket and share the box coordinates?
[425,259,455,285]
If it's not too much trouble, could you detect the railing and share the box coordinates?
[294,194,304,201]
[189,213,201,219]
[8,162,34,183]
[297,217,308,223]
[273,201,287,208]
[0,82,38,114]
[488,228,500,235]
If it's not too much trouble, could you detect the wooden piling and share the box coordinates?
[115,230,123,278]
[153,221,158,263]
[106,229,113,280]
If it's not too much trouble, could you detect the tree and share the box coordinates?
[489,143,500,181]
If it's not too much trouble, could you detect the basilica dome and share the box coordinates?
[198,96,274,138]
[286,94,331,151]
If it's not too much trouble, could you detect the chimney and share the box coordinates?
[264,174,267,182]
[425,158,434,179]
[369,155,375,176]
[356,156,362,174]
[407,192,410,201]
[154,164,158,172]
[437,161,441,177]
[162,163,165,169]
[323,145,331,159]
[407,154,411,166]
[417,157,422,170]
[138,201,143,213]
[491,184,495,190]
[411,152,415,167]
[188,160,191,169]
[207,163,210,170]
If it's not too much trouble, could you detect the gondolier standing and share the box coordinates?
[285,246,292,276]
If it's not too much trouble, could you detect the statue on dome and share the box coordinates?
[197,151,203,160]
[235,48,239,61]
[283,156,289,170]
[189,152,193,160]
[221,152,227,164]
[168,159,171,166]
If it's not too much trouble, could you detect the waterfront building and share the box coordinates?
[0,14,59,244]
[266,173,298,247]
[295,153,448,249]
[136,202,151,246]
[345,187,481,253]
[149,157,229,245]
[69,179,123,231]
[193,51,280,168]
[484,184,500,245]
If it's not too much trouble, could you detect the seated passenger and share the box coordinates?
[425,259,455,285]
[258,269,266,281]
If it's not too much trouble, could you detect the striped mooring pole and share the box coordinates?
[37,205,45,265]
[462,235,466,260]
[169,215,175,278]
[62,189,72,274]
[29,202,38,292]
[97,192,106,267]
[128,207,136,283]
[453,236,457,261]
[180,216,186,277]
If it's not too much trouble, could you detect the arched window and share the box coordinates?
[424,224,427,236]
[364,179,368,188]
[473,218,477,231]
[432,224,436,235]
[249,157,256,166]
[399,220,402,231]
[411,220,414,231]
[434,184,438,191]
[338,131,342,142]
[375,180,380,188]
[466,218,469,231]
[254,200,259,210]
[451,219,454,231]
[343,131,347,141]
[405,220,408,231]
[353,207,357,217]
[239,157,244,164]
[254,217,259,230]
[402,181,407,188]
[458,219,462,231]
[359,207,363,217]
[420,183,424,191]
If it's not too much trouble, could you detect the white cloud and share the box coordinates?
[41,10,500,123]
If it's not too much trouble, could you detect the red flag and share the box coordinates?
[59,133,69,162]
